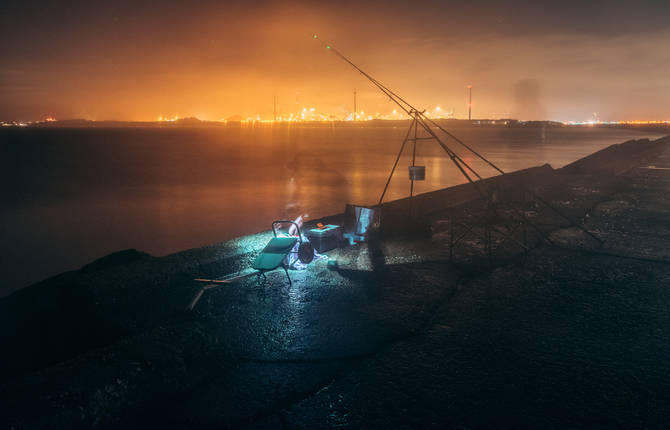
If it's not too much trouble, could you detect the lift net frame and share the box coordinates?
[313,35,602,255]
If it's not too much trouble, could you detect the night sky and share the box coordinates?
[1,0,669,122]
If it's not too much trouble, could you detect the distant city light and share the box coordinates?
[158,115,180,122]
[3,109,669,127]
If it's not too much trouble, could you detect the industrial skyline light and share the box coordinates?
[2,1,669,122]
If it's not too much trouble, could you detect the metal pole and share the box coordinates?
[313,36,486,190]
[421,112,505,175]
[532,192,604,245]
[314,35,603,250]
[468,85,472,121]
[378,120,415,206]
[409,113,418,217]
[353,91,357,121]
[410,113,417,199]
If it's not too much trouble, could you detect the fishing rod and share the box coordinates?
[313,34,487,194]
[314,35,603,245]
[313,34,505,177]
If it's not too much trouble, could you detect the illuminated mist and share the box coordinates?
[1,0,669,122]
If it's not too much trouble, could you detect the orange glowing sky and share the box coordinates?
[1,0,670,122]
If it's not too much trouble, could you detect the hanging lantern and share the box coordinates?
[408,165,426,181]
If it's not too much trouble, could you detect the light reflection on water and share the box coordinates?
[0,125,664,295]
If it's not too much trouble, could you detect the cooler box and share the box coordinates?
[306,224,342,253]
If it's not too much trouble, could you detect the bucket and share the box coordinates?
[408,165,426,181]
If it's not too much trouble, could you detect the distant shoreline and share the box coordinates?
[3,117,670,131]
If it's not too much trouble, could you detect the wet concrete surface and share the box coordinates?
[2,135,670,428]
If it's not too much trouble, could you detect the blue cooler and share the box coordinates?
[306,224,342,253]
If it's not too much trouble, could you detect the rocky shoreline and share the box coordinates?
[2,134,670,428]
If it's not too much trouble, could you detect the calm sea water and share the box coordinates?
[0,125,664,296]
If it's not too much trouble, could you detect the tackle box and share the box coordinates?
[305,224,342,253]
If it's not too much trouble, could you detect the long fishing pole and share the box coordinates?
[313,35,505,176]
[313,34,486,193]
[314,35,602,245]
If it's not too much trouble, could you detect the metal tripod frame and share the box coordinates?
[314,35,603,254]
[378,109,429,210]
